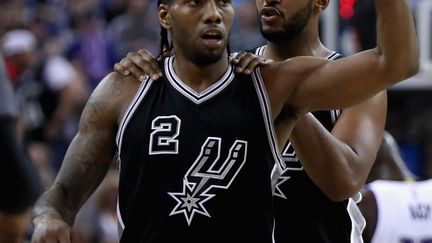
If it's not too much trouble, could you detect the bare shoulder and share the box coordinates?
[93,72,141,99]
[260,56,330,90]
[258,56,330,117]
[82,72,142,126]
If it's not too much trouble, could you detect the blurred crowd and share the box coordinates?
[0,0,264,242]
[0,0,430,242]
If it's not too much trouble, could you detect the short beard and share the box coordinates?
[259,0,313,43]
[190,51,225,66]
[184,41,230,66]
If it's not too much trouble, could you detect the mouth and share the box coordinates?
[260,6,282,22]
[201,28,224,48]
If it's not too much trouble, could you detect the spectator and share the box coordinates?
[0,51,41,243]
[359,131,432,243]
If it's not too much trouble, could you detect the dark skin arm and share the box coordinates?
[262,0,416,202]
[114,50,388,203]
[113,49,271,80]
[262,0,418,118]
[31,73,140,243]
[113,0,416,204]
[114,0,418,122]
[288,91,387,201]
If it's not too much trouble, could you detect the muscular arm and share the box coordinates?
[263,0,418,115]
[32,73,138,234]
[289,91,387,201]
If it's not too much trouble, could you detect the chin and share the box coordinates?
[261,29,294,43]
[198,54,225,65]
[191,49,226,65]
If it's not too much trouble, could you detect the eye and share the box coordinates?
[188,0,200,5]
[219,0,231,5]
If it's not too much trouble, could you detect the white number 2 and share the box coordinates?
[149,115,181,155]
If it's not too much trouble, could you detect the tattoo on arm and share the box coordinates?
[35,88,119,224]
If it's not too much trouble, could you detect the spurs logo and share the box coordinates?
[273,142,303,199]
[168,137,247,225]
[281,142,302,170]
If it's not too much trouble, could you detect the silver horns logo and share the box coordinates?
[168,137,247,225]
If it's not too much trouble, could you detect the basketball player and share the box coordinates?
[359,131,432,243]
[0,53,41,242]
[115,0,385,242]
[31,0,418,242]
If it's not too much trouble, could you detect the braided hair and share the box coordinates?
[157,0,172,59]
[156,0,231,59]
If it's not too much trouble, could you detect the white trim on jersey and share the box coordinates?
[114,57,282,237]
[251,66,282,243]
[255,45,362,243]
[115,76,153,158]
[115,75,153,232]
[257,45,342,123]
[117,197,125,232]
[255,45,343,166]
[348,196,366,243]
[165,56,235,104]
[326,51,343,60]
[251,68,285,185]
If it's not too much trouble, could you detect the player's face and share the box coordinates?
[256,0,314,43]
[161,0,234,65]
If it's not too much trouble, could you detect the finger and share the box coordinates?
[31,231,68,243]
[123,61,148,81]
[137,50,162,80]
[234,53,256,73]
[161,48,171,58]
[130,50,160,80]
[118,56,137,74]
[70,229,80,243]
[114,61,130,76]
[243,58,265,75]
[57,227,73,243]
[230,51,246,65]
[263,58,274,64]
[119,52,152,81]
[131,59,158,81]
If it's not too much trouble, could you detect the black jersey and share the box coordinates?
[116,56,283,243]
[254,46,363,243]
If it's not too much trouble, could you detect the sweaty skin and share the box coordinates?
[31,0,418,242]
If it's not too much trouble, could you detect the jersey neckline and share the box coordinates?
[164,56,235,105]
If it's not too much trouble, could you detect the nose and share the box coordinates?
[203,1,222,24]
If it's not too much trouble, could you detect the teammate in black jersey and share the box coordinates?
[31,0,418,242]
[115,0,386,242]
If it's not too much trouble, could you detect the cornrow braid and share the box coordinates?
[156,0,231,60]
[157,0,172,59]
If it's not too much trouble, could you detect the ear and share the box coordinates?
[315,0,330,12]
[159,4,171,30]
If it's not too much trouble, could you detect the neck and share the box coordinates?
[172,52,230,93]
[264,21,332,61]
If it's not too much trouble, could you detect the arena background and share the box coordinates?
[1,0,430,242]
